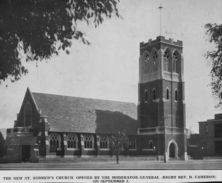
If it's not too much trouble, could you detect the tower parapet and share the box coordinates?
[140,36,183,51]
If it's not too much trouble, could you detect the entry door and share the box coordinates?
[169,143,176,158]
[22,145,31,162]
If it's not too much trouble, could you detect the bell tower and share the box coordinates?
[138,36,187,160]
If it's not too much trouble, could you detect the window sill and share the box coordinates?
[67,148,79,151]
[100,148,110,151]
[84,148,95,150]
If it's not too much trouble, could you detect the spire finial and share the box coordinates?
[158,3,163,36]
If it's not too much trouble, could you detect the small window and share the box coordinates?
[100,136,109,149]
[152,88,156,100]
[166,88,169,100]
[175,89,178,101]
[144,89,148,102]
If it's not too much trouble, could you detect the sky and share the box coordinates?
[0,0,222,133]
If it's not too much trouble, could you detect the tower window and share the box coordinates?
[152,51,158,72]
[166,88,170,100]
[173,51,180,73]
[143,52,152,73]
[144,90,148,102]
[145,53,150,63]
[164,50,171,72]
[175,89,178,101]
[152,88,156,100]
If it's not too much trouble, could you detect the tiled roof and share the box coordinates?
[32,92,138,135]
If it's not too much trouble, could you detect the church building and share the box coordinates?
[3,36,188,162]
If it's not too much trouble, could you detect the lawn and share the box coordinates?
[0,157,222,170]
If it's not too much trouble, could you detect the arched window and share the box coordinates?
[164,50,171,72]
[175,89,178,101]
[67,134,78,149]
[144,52,152,73]
[152,88,156,100]
[49,133,61,152]
[144,89,148,102]
[148,140,153,149]
[100,136,109,149]
[173,51,180,73]
[166,88,170,100]
[84,134,94,149]
[24,101,32,126]
[144,53,150,63]
[152,51,158,72]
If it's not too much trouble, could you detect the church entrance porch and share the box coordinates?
[5,127,39,162]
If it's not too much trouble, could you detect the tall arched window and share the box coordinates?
[24,101,32,126]
[175,89,178,101]
[67,134,78,149]
[152,88,156,100]
[166,88,170,100]
[164,50,171,72]
[152,51,158,72]
[173,51,180,73]
[49,133,61,152]
[84,134,94,149]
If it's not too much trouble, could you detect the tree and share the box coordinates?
[205,23,222,103]
[0,0,120,83]
[110,131,128,164]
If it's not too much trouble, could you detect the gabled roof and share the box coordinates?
[31,92,138,135]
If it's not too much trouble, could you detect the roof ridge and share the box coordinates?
[31,92,136,105]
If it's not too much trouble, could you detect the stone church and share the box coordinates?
[4,36,188,162]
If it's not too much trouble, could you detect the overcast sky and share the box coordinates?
[1,0,222,132]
